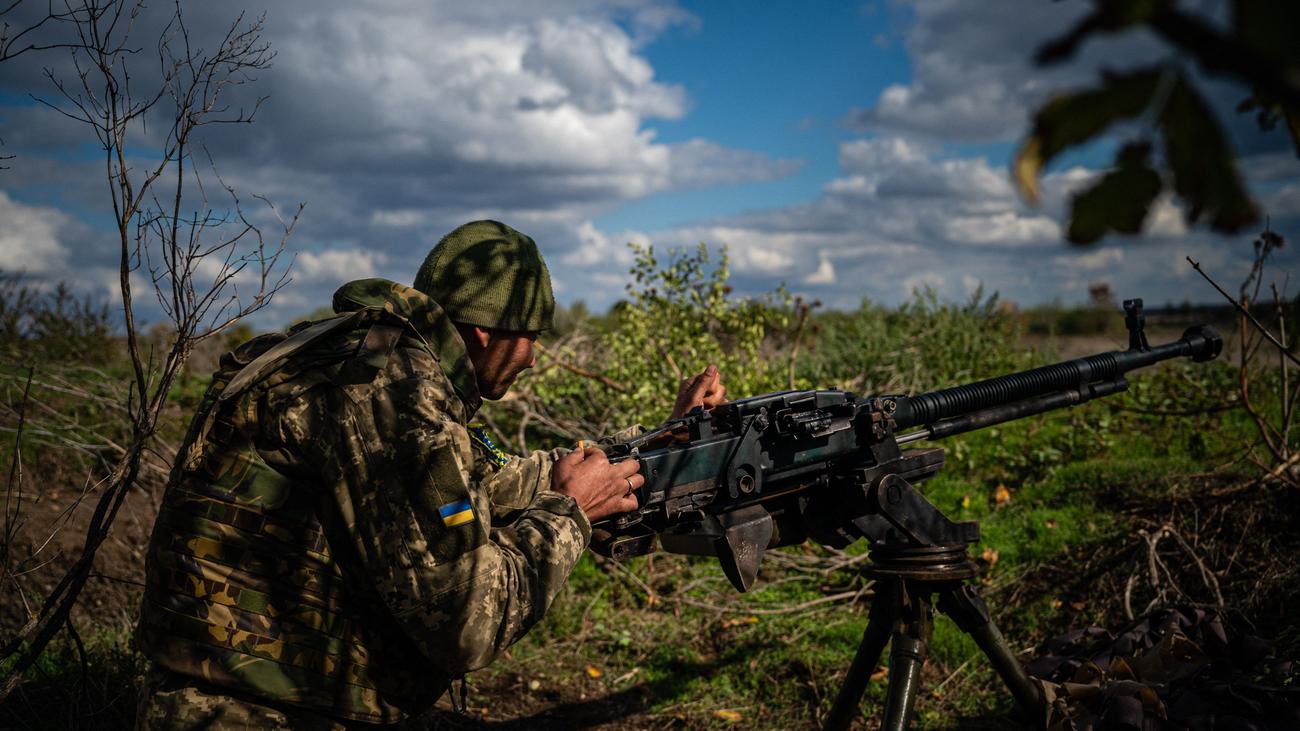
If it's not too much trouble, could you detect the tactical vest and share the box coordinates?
[137,310,446,724]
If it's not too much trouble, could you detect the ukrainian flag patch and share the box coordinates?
[439,499,475,527]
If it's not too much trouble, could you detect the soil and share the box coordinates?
[0,449,164,636]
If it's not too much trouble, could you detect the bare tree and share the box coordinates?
[1188,226,1298,487]
[0,0,297,700]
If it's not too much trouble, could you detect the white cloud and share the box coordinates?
[3,0,1294,324]
[943,211,1059,246]
[0,191,70,273]
[845,0,1162,141]
[294,249,385,282]
[562,219,645,266]
[744,247,794,274]
[804,254,835,285]
[838,136,931,175]
[1146,196,1189,238]
[1054,246,1124,272]
[237,0,789,208]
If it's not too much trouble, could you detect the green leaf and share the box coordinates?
[1236,91,1300,157]
[1067,142,1163,244]
[1159,75,1260,233]
[1014,69,1162,202]
[1233,0,1300,68]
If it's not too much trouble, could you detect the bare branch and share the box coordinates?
[1187,256,1300,369]
[0,0,291,699]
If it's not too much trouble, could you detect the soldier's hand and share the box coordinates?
[551,447,641,522]
[670,364,728,420]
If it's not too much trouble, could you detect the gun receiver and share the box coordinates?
[591,300,1223,593]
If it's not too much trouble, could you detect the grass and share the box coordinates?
[464,357,1293,730]
[0,624,143,731]
[1,288,1294,730]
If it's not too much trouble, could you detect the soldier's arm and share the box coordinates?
[469,446,554,523]
[471,436,640,524]
[276,368,591,673]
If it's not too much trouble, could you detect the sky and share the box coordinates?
[0,0,1296,329]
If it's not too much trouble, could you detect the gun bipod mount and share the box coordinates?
[821,470,1044,731]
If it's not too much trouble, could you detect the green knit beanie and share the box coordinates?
[413,220,555,332]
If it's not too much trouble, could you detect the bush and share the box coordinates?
[500,243,797,445]
[0,274,115,363]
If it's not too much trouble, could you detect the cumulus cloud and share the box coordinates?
[843,0,1163,141]
[2,0,1295,324]
[804,254,835,285]
[1054,246,1124,272]
[294,249,386,282]
[611,127,1298,312]
[0,0,796,324]
[0,192,71,273]
[560,220,646,267]
[942,212,1059,246]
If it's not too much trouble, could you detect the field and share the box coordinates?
[1,251,1297,730]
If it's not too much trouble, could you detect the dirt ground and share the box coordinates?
[0,451,162,636]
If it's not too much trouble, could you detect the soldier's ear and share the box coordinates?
[470,326,494,349]
[452,321,494,353]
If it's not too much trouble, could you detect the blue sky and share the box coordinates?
[599,1,913,230]
[0,0,1296,328]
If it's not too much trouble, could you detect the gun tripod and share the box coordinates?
[822,544,1044,731]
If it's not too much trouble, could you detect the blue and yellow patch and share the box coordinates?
[438,499,475,527]
[468,424,511,467]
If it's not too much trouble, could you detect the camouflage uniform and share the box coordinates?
[136,279,590,729]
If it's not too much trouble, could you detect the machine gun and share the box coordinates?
[590,300,1222,730]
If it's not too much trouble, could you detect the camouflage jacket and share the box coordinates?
[137,279,590,724]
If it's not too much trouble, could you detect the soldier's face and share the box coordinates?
[464,327,538,400]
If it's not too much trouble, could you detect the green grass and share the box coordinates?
[0,625,143,731]
[2,286,1294,729]
[471,357,1293,729]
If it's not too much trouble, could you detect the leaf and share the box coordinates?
[1233,0,1300,154]
[1015,70,1162,203]
[1067,142,1163,244]
[981,547,1000,568]
[1234,0,1300,68]
[585,665,603,679]
[961,493,972,510]
[1045,519,1059,530]
[994,484,1012,505]
[1159,75,1260,232]
[721,615,759,629]
[870,666,889,682]
[713,710,743,723]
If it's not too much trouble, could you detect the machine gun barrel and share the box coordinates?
[892,323,1221,437]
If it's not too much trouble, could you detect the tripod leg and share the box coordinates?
[879,589,932,731]
[937,584,1043,719]
[823,580,898,731]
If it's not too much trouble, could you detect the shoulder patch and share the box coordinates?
[438,499,475,527]
[417,442,486,560]
[468,424,511,468]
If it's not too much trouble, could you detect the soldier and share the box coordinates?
[136,220,727,729]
